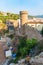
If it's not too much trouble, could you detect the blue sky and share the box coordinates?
[0,0,43,15]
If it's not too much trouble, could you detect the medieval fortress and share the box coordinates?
[6,11,43,31]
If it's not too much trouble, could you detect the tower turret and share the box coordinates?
[20,11,28,26]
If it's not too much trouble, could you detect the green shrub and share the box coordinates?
[16,37,38,60]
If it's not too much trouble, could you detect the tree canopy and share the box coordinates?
[16,36,38,58]
[0,12,19,23]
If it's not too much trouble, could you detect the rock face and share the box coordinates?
[30,52,43,65]
[16,24,43,41]
[0,43,6,65]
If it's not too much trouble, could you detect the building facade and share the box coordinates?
[6,11,43,31]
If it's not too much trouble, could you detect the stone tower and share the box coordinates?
[20,11,28,26]
[19,11,28,35]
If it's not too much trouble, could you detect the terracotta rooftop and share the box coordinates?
[26,22,43,24]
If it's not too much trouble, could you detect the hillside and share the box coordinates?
[0,11,19,23]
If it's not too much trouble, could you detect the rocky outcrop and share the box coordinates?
[16,24,43,41]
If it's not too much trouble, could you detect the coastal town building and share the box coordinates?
[6,11,43,32]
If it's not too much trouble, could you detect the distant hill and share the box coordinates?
[28,15,35,18]
[29,15,43,18]
[35,15,43,18]
[28,15,43,18]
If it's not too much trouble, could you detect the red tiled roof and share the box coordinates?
[26,22,43,24]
